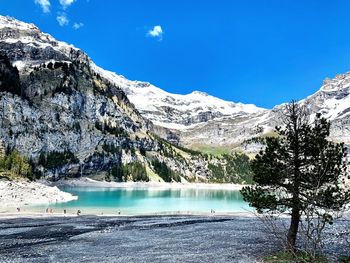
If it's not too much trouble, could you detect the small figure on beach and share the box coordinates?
[63,209,66,214]
[118,210,121,215]
[77,210,81,216]
[210,209,215,214]
[46,208,49,213]
[16,207,20,212]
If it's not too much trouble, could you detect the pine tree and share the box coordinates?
[241,101,350,251]
[0,140,5,160]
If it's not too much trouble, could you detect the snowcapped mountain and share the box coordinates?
[0,13,264,133]
[300,73,350,121]
[0,15,258,183]
[117,69,350,151]
[122,84,265,130]
[86,53,270,149]
[0,16,87,67]
[298,73,350,144]
[1,15,350,157]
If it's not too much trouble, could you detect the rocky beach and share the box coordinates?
[0,215,348,263]
[0,180,77,211]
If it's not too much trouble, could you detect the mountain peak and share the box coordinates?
[0,15,38,31]
[320,72,350,92]
[191,91,209,96]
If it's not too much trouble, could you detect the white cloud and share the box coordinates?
[147,25,163,40]
[73,22,84,30]
[34,0,51,13]
[57,13,69,26]
[59,0,76,9]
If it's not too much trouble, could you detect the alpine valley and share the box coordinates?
[0,16,349,184]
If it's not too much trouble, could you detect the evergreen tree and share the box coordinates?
[0,140,5,160]
[0,54,22,97]
[241,101,350,251]
[0,150,32,179]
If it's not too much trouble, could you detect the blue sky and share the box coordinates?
[1,1,350,108]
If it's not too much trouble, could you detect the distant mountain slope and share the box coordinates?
[0,16,253,184]
[0,15,348,184]
[299,73,350,144]
[85,60,268,146]
[122,83,266,130]
[122,68,350,151]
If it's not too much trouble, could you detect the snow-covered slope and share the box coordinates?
[90,63,271,147]
[0,16,79,54]
[1,15,350,153]
[89,44,350,149]
[0,16,88,70]
[301,73,350,120]
[1,15,233,182]
[0,13,262,132]
[298,72,350,143]
[122,84,266,130]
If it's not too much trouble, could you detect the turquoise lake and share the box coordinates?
[31,187,252,215]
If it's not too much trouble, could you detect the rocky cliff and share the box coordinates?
[121,62,350,154]
[0,16,252,184]
[3,15,347,183]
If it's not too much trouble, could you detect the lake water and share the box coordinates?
[31,186,252,215]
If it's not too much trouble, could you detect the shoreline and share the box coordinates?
[0,210,256,219]
[0,178,250,217]
[0,180,77,209]
[52,178,248,190]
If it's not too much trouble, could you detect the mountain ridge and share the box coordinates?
[0,15,254,184]
[1,15,349,158]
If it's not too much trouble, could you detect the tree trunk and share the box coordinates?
[287,101,301,251]
[287,206,300,251]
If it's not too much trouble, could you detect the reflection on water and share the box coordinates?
[30,187,252,215]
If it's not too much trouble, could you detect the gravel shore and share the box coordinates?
[0,215,348,263]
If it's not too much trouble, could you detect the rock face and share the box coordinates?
[0,16,152,179]
[299,74,350,144]
[1,15,348,182]
[121,63,350,152]
[0,16,252,183]
[122,84,266,130]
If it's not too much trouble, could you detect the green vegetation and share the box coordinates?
[139,146,146,156]
[53,82,74,96]
[38,150,79,170]
[110,162,149,182]
[243,136,266,145]
[152,134,202,156]
[0,150,33,180]
[263,251,328,263]
[223,153,253,184]
[339,256,350,263]
[72,121,81,133]
[151,159,181,182]
[95,121,129,138]
[102,142,122,155]
[0,54,22,97]
[243,131,279,147]
[208,163,225,182]
[208,153,253,184]
[241,101,350,254]
[151,133,254,184]
[190,144,231,156]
